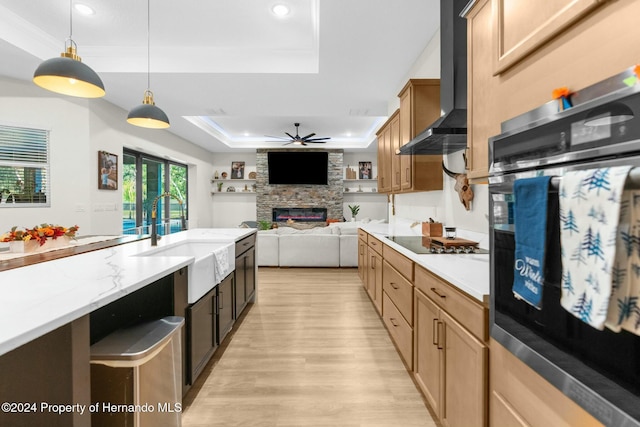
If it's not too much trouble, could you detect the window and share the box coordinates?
[0,124,50,207]
[122,149,188,235]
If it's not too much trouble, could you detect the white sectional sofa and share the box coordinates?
[257,221,380,267]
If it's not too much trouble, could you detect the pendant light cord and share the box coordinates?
[147,0,151,90]
[69,0,73,39]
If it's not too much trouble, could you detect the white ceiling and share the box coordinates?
[0,0,440,153]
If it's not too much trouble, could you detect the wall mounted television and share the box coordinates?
[267,151,328,185]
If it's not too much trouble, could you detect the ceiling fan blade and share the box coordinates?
[306,140,327,144]
[301,133,316,140]
[305,137,331,141]
[265,135,291,140]
[285,132,296,139]
[282,141,295,146]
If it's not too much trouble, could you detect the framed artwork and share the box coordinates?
[359,161,372,180]
[99,151,118,190]
[231,161,245,179]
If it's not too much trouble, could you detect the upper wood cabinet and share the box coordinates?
[376,111,396,193]
[398,79,443,192]
[465,0,496,181]
[493,0,609,75]
[376,79,443,194]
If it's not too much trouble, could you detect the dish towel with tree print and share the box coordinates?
[560,166,632,330]
[606,190,640,335]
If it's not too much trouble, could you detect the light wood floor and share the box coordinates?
[182,268,437,427]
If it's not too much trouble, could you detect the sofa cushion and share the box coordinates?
[277,226,333,235]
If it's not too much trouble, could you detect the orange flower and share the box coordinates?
[552,87,570,100]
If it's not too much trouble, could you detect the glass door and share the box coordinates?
[122,149,188,235]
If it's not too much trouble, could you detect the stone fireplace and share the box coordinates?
[256,148,343,226]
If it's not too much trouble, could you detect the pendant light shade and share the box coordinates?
[33,2,105,98]
[127,0,170,129]
[127,90,170,129]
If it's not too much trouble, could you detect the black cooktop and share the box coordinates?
[385,235,489,254]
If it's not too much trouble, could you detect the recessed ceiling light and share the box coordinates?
[74,3,95,15]
[272,4,290,17]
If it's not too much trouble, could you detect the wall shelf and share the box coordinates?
[211,179,256,183]
[211,191,257,196]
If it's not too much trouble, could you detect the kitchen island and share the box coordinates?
[0,228,256,427]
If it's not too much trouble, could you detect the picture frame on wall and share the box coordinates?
[359,161,372,180]
[231,161,245,179]
[99,151,118,190]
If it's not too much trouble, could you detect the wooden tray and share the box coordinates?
[423,236,479,248]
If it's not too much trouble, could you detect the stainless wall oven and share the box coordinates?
[489,68,640,427]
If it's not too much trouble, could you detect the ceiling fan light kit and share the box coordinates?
[127,0,170,129]
[33,1,105,98]
[266,123,331,146]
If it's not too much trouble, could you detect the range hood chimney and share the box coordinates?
[399,0,468,155]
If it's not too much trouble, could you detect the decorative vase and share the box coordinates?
[8,240,39,253]
[9,240,26,253]
[36,236,71,252]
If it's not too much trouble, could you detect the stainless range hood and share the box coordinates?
[399,0,468,155]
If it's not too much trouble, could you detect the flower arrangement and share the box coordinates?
[1,224,79,246]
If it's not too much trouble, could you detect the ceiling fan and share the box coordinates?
[266,123,331,146]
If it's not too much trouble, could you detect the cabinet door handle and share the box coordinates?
[210,296,214,315]
[371,256,375,269]
[405,168,409,181]
[389,317,399,327]
[219,291,224,310]
[432,318,438,346]
[430,287,446,299]
[390,282,399,290]
[437,321,444,350]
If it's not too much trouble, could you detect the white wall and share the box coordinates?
[0,76,215,236]
[388,29,489,234]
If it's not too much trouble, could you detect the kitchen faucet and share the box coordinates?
[150,192,186,246]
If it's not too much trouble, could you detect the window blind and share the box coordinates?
[0,124,50,206]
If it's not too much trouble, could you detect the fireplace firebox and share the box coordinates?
[272,207,327,223]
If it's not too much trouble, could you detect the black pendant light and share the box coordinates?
[33,0,105,98]
[127,0,170,129]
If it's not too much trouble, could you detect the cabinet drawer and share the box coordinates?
[368,235,383,255]
[382,292,413,370]
[235,233,256,256]
[383,244,414,281]
[415,265,488,341]
[358,228,368,242]
[383,261,414,326]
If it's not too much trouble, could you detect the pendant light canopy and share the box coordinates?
[127,0,170,129]
[33,1,105,98]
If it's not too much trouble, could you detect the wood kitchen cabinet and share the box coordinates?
[217,273,234,344]
[234,233,256,319]
[490,339,603,427]
[382,248,415,370]
[414,265,488,427]
[398,79,443,192]
[358,229,368,284]
[367,244,383,315]
[465,0,495,181]
[376,111,397,193]
[187,287,217,384]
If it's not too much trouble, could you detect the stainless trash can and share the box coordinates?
[90,316,184,427]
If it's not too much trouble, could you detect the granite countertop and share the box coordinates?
[0,228,256,357]
[360,221,490,303]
